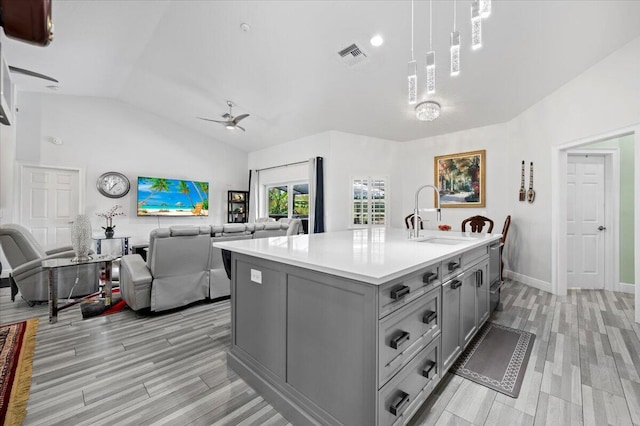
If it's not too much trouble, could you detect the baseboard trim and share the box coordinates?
[504,270,552,293]
[619,282,635,294]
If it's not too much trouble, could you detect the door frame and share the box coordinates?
[552,124,639,324]
[17,162,85,227]
[566,149,619,291]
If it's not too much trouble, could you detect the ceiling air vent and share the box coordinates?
[337,43,369,67]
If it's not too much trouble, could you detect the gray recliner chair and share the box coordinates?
[0,224,98,303]
[119,225,212,312]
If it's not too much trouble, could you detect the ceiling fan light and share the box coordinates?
[226,124,236,130]
[415,101,441,121]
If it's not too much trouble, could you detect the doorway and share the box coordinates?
[552,125,639,323]
[566,153,610,290]
[19,164,82,248]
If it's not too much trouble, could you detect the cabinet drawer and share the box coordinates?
[440,254,463,283]
[378,289,441,388]
[378,337,441,426]
[379,263,440,319]
[462,245,489,269]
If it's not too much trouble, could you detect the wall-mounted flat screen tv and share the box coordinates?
[137,176,209,216]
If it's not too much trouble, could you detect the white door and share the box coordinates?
[566,155,605,289]
[20,166,80,249]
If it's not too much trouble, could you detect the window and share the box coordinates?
[267,182,309,220]
[352,177,387,226]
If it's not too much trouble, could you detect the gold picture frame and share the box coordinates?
[434,149,486,208]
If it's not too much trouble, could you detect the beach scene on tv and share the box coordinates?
[137,177,209,216]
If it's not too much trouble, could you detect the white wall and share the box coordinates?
[248,131,399,232]
[8,93,248,254]
[0,92,17,276]
[398,122,511,232]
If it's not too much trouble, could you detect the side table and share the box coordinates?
[42,254,114,323]
[93,235,131,256]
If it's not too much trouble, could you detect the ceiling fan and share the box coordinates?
[0,0,58,83]
[198,101,250,131]
[8,66,58,83]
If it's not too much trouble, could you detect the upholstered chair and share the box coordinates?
[277,218,305,235]
[0,224,98,303]
[119,226,212,312]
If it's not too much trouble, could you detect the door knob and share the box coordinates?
[598,226,606,231]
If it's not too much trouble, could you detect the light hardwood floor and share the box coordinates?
[1,280,639,425]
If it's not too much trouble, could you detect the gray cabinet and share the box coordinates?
[441,255,491,372]
[441,276,462,371]
[476,259,490,326]
[461,269,478,348]
[227,241,494,426]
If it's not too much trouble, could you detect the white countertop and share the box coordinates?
[214,228,501,285]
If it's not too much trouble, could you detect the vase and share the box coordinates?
[71,214,92,262]
[104,227,115,239]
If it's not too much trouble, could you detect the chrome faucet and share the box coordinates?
[411,184,442,238]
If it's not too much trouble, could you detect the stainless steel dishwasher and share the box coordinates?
[489,241,502,312]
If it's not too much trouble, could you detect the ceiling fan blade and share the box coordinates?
[233,114,250,124]
[8,66,59,83]
[197,117,228,124]
[236,125,246,132]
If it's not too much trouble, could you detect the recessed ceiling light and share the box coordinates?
[46,85,59,91]
[370,35,384,47]
[240,23,251,32]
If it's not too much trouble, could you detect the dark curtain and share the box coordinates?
[314,157,325,233]
[247,169,253,221]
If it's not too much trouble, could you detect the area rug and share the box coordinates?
[0,318,38,426]
[450,322,535,398]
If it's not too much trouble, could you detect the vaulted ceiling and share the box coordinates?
[4,1,640,152]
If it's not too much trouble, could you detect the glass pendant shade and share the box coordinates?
[408,60,418,104]
[479,0,491,18]
[471,1,482,49]
[426,51,436,94]
[450,31,460,76]
[415,101,441,121]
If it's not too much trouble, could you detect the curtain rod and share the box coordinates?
[256,160,309,172]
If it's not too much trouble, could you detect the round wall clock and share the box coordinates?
[97,172,130,198]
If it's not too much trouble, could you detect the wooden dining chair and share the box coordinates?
[500,215,511,276]
[404,213,424,230]
[461,215,494,233]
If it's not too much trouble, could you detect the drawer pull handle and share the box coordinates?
[422,361,437,379]
[390,331,411,350]
[389,391,410,416]
[451,280,462,290]
[423,271,438,284]
[423,310,437,324]
[390,285,410,300]
[448,261,460,271]
[476,270,484,287]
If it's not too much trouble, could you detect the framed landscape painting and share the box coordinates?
[434,150,486,208]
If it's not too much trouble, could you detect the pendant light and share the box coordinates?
[471,0,482,49]
[426,0,435,94]
[450,0,460,76]
[408,0,417,104]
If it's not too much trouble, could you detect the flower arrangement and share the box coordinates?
[97,205,126,237]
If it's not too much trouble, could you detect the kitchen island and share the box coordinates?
[214,228,501,426]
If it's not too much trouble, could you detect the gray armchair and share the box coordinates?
[119,226,212,312]
[0,224,98,303]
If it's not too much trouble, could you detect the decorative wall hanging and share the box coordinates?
[434,150,486,208]
[519,160,526,201]
[527,162,535,203]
